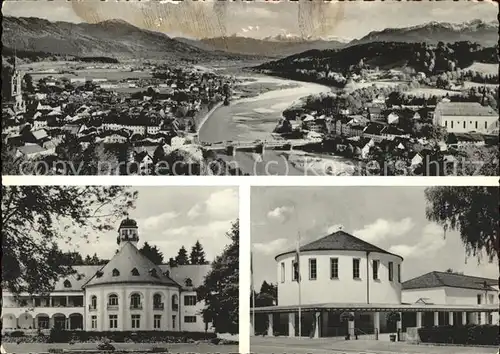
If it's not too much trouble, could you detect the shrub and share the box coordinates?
[9,330,25,337]
[418,325,499,346]
[151,347,169,352]
[97,338,115,351]
[48,327,70,343]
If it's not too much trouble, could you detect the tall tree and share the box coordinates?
[175,246,190,265]
[197,220,239,334]
[2,186,137,294]
[140,242,164,265]
[424,187,498,262]
[190,240,208,265]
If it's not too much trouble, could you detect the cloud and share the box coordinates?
[141,211,179,230]
[353,218,415,243]
[254,238,289,255]
[389,224,446,258]
[267,206,293,223]
[187,188,238,221]
[187,203,203,219]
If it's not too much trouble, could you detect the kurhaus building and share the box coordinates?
[2,218,212,334]
[252,230,498,339]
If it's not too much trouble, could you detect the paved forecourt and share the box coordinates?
[250,337,498,354]
[2,342,238,354]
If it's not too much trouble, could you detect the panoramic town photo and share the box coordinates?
[250,186,499,353]
[1,186,240,353]
[1,1,498,175]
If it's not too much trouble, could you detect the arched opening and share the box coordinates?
[2,314,17,329]
[52,313,66,330]
[63,280,72,288]
[90,295,97,310]
[68,313,83,330]
[18,313,34,329]
[131,268,140,276]
[153,293,163,310]
[112,268,120,277]
[185,278,193,287]
[108,294,119,308]
[171,294,179,311]
[35,313,50,329]
[130,293,142,309]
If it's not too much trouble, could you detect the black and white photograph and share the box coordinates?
[250,186,499,353]
[1,186,239,353]
[2,1,498,176]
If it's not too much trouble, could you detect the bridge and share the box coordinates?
[199,138,323,156]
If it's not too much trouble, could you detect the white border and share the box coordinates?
[239,184,251,354]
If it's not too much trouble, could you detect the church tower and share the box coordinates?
[117,217,139,248]
[11,50,26,113]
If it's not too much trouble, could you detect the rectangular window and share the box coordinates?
[330,258,339,279]
[488,294,494,304]
[388,262,394,281]
[91,316,97,329]
[184,295,197,306]
[445,120,447,127]
[309,258,317,280]
[280,262,285,283]
[475,121,478,129]
[131,314,140,329]
[451,121,454,129]
[172,315,176,329]
[154,315,161,329]
[291,260,296,281]
[184,316,197,323]
[463,121,466,129]
[109,315,118,329]
[477,294,482,305]
[397,264,401,283]
[353,259,360,279]
[485,122,487,129]
[372,260,379,280]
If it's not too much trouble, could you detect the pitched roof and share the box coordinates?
[275,230,403,260]
[52,265,102,291]
[83,242,179,288]
[402,271,497,291]
[159,264,211,290]
[435,102,497,117]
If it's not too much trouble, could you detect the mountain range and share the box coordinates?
[351,19,499,47]
[3,16,498,60]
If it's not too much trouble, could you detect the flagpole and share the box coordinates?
[297,231,302,339]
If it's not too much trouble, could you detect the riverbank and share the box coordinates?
[198,73,358,175]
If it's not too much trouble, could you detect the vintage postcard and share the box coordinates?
[1,0,498,176]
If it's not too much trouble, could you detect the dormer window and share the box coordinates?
[163,270,170,277]
[63,280,72,288]
[112,268,120,277]
[131,268,140,276]
[149,268,158,278]
[185,278,193,287]
[96,271,103,278]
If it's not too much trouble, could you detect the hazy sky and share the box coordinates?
[251,187,498,289]
[58,186,238,262]
[3,0,497,40]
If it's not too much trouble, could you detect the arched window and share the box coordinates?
[185,278,193,287]
[108,294,119,306]
[63,280,72,288]
[130,293,141,309]
[149,268,158,277]
[131,268,140,276]
[171,294,178,311]
[153,293,162,309]
[90,295,97,309]
[112,268,120,277]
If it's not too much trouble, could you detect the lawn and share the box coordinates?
[405,87,459,97]
[3,342,238,354]
[250,336,498,354]
[464,62,499,75]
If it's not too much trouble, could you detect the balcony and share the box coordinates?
[107,304,119,310]
[130,304,143,310]
[153,303,164,310]
[88,305,97,312]
[172,304,179,311]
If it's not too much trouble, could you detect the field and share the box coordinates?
[405,87,459,97]
[464,62,499,75]
[462,81,498,89]
[348,80,401,91]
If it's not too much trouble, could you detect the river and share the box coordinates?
[198,74,356,176]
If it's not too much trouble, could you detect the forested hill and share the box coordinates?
[256,41,498,78]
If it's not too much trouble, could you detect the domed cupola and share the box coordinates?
[117,217,139,248]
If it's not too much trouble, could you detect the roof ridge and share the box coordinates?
[432,271,446,287]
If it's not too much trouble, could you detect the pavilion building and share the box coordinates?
[252,230,498,340]
[2,218,212,334]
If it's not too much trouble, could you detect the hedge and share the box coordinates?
[418,325,499,346]
[47,329,217,343]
